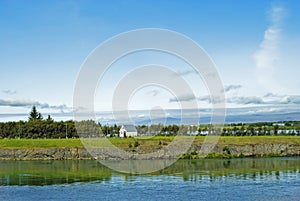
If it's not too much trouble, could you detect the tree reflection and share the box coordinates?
[0,157,299,185]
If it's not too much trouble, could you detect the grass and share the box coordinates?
[0,138,84,148]
[215,136,300,145]
[0,136,299,148]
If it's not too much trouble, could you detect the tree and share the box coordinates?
[46,115,54,122]
[274,125,279,135]
[29,106,43,121]
[37,113,43,120]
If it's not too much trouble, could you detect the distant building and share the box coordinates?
[119,125,138,138]
[200,130,209,136]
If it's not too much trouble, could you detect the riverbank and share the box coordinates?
[0,136,299,160]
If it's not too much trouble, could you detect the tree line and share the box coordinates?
[0,106,299,139]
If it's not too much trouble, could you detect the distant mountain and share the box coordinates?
[224,111,300,124]
[135,117,181,125]
[131,111,300,125]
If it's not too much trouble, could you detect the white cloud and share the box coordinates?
[137,114,145,118]
[263,92,279,98]
[147,89,159,97]
[226,94,300,106]
[279,95,300,104]
[2,89,16,95]
[229,96,264,105]
[253,6,285,93]
[198,95,225,104]
[0,98,70,113]
[175,70,196,76]
[224,84,242,92]
[198,95,210,102]
[169,91,300,106]
[169,94,196,102]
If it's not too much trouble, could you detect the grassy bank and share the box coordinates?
[0,138,84,148]
[0,136,300,148]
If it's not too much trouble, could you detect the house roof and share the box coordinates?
[123,125,137,132]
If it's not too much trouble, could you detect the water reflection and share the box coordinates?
[0,160,112,186]
[0,158,299,186]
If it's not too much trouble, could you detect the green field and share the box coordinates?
[0,138,84,148]
[0,136,300,148]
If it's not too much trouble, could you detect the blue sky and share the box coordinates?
[0,0,300,122]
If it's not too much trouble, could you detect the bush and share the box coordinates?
[134,140,140,148]
[179,151,199,159]
[205,152,233,159]
[222,146,231,154]
[238,153,245,158]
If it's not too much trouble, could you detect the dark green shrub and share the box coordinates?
[134,140,140,148]
[222,146,231,154]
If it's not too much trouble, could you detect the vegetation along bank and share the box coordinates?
[0,136,299,160]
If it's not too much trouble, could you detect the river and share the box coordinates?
[0,157,299,201]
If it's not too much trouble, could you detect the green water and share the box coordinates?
[0,158,299,201]
[0,157,299,186]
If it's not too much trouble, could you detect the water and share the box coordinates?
[0,158,299,201]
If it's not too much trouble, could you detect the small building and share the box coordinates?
[119,125,138,138]
[200,130,209,136]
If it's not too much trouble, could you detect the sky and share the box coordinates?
[0,0,300,122]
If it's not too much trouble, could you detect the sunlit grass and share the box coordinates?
[0,138,84,148]
[0,136,299,148]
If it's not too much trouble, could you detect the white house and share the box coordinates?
[119,125,138,138]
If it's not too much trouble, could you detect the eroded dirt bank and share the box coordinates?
[0,143,299,160]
